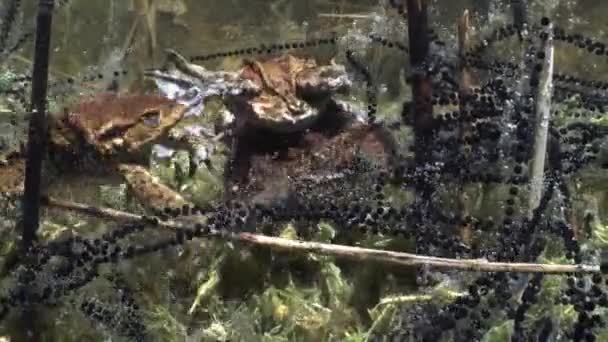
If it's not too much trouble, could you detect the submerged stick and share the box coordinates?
[511,0,528,36]
[528,24,555,214]
[17,1,55,340]
[41,196,599,275]
[317,13,375,19]
[406,0,434,283]
[239,233,597,274]
[406,0,434,169]
[21,0,55,251]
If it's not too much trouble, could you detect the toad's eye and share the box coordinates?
[141,110,161,127]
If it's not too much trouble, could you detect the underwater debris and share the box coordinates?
[148,50,356,132]
[147,49,380,194]
[226,115,395,206]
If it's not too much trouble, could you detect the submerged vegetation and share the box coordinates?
[0,0,607,341]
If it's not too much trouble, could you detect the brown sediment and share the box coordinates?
[226,111,396,202]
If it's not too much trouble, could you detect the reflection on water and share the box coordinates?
[6,0,605,104]
[19,1,603,76]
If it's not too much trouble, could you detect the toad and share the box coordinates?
[144,50,385,200]
[145,50,363,140]
[233,53,352,133]
[1,91,204,211]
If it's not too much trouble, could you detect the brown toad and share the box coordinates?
[146,50,358,136]
[233,54,351,132]
[1,92,203,211]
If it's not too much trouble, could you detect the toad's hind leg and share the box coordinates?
[166,125,228,176]
[116,163,191,212]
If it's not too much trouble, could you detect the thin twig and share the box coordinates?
[121,11,141,59]
[317,13,375,19]
[41,196,600,275]
[239,233,598,274]
[44,196,145,222]
[10,54,77,80]
[376,291,465,306]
